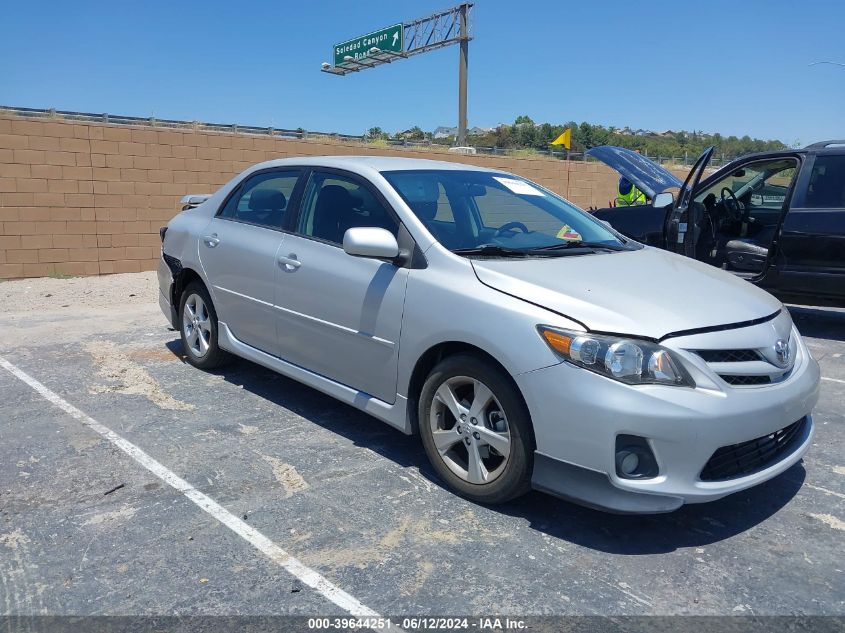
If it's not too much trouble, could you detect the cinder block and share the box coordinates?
[22,262,56,277]
[102,127,132,142]
[30,136,62,151]
[91,154,106,167]
[172,145,197,159]
[38,248,70,263]
[62,165,93,180]
[0,263,25,278]
[20,235,53,249]
[42,122,75,138]
[48,180,79,194]
[7,249,39,264]
[73,125,90,140]
[90,140,119,154]
[1,162,29,178]
[106,153,134,169]
[13,149,46,164]
[118,141,146,156]
[0,235,22,249]
[1,221,36,235]
[111,233,139,247]
[44,151,76,166]
[54,261,89,276]
[65,221,97,235]
[126,246,154,260]
[131,129,158,144]
[111,259,142,273]
[33,192,66,207]
[59,137,89,153]
[52,234,84,248]
[107,181,135,195]
[31,164,62,179]
[67,248,99,262]
[15,178,48,193]
[0,177,15,192]
[10,120,44,136]
[98,247,127,261]
[93,167,121,181]
[0,134,29,150]
[133,156,160,170]
[65,193,95,207]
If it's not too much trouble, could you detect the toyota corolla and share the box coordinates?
[158,156,820,513]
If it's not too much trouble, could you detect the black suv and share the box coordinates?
[589,141,845,307]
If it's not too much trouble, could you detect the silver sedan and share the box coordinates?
[158,156,819,512]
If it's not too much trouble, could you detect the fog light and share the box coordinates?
[617,451,640,476]
[615,434,658,479]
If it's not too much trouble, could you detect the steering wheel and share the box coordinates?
[720,187,743,221]
[494,221,530,237]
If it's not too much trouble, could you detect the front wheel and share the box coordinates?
[179,282,228,369]
[418,354,534,504]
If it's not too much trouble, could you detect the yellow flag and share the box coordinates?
[550,128,571,149]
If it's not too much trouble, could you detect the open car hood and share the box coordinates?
[586,146,683,199]
[471,248,783,340]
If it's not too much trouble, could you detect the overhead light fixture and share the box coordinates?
[369,47,381,54]
[321,62,331,69]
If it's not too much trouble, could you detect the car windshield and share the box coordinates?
[381,169,629,255]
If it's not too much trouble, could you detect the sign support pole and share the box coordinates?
[457,2,469,147]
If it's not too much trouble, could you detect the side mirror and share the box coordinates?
[652,192,675,209]
[343,227,400,261]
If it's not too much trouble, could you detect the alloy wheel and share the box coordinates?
[428,375,511,485]
[182,293,212,358]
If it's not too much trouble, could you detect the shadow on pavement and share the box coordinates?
[164,337,808,555]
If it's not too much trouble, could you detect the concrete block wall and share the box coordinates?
[0,114,645,279]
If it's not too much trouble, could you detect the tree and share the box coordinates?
[366,127,388,140]
[514,115,535,126]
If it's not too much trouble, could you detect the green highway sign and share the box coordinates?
[333,23,404,66]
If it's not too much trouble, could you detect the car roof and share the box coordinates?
[245,155,503,174]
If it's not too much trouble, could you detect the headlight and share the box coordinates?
[538,326,694,387]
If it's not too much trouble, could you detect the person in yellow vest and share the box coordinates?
[615,176,646,207]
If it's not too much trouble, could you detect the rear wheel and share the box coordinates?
[418,354,534,504]
[179,282,228,369]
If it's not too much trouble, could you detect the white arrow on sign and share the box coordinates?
[392,31,399,47]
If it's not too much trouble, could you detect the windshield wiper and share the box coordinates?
[452,244,535,257]
[534,241,627,252]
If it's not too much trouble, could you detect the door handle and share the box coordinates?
[203,234,220,248]
[277,254,301,270]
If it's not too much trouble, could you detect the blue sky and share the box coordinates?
[2,0,843,144]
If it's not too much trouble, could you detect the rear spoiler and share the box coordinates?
[180,194,212,211]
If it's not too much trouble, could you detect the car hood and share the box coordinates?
[471,248,783,340]
[586,146,683,199]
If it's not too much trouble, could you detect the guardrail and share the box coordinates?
[1,105,740,168]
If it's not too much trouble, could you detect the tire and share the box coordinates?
[179,281,228,370]
[418,354,534,504]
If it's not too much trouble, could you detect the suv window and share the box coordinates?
[297,171,399,245]
[219,170,301,229]
[695,158,797,211]
[804,155,845,208]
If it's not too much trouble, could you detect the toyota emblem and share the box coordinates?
[773,338,792,368]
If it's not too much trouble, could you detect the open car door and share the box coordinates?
[665,146,715,257]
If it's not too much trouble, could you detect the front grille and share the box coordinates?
[720,374,772,386]
[700,418,807,481]
[696,349,761,363]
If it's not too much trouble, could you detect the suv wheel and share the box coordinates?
[419,354,534,504]
[179,282,228,369]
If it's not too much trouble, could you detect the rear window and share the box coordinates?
[803,155,845,208]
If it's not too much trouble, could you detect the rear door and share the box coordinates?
[199,168,303,353]
[776,153,845,301]
[665,147,714,257]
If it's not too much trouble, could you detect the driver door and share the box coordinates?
[664,147,714,257]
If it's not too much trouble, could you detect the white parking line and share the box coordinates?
[821,376,845,385]
[0,355,379,618]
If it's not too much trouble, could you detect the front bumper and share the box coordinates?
[517,326,820,513]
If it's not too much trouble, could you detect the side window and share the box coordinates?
[296,172,398,245]
[803,155,845,209]
[219,170,301,229]
[695,159,797,211]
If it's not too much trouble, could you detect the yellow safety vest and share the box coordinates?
[616,184,646,206]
